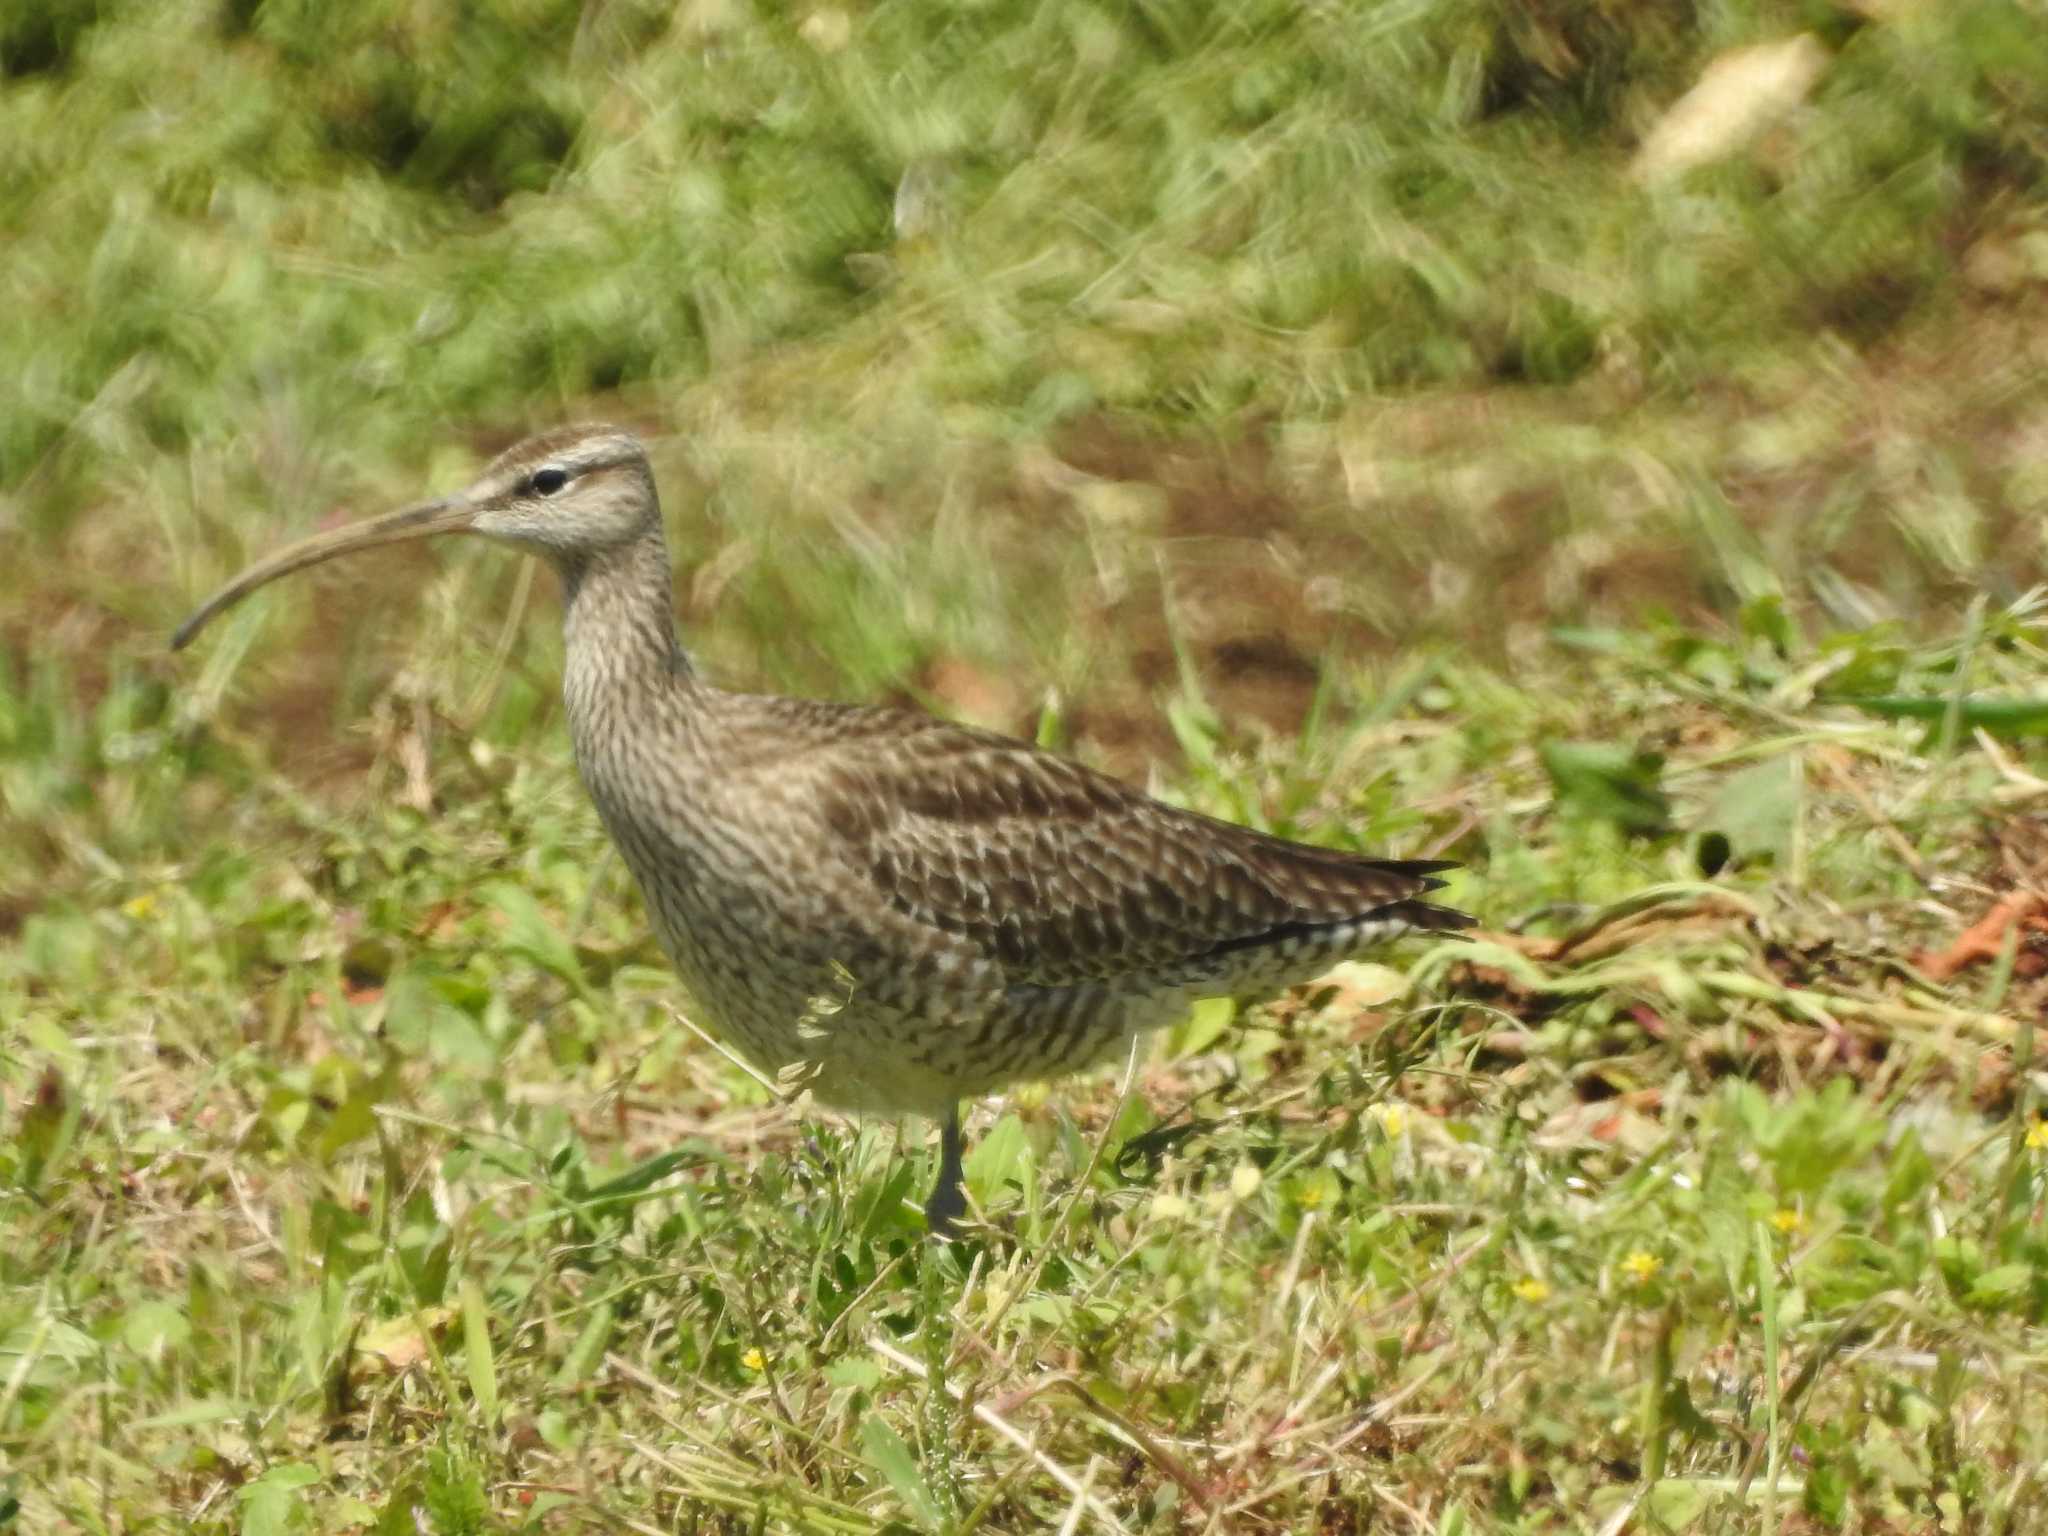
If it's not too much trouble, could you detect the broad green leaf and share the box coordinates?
[480,881,583,984]
[373,1482,425,1536]
[1539,740,1670,834]
[0,1318,98,1388]
[1740,592,1797,655]
[314,1092,379,1163]
[1698,755,1798,863]
[238,1463,319,1536]
[964,1113,1031,1211]
[121,1300,192,1363]
[1859,1425,1929,1490]
[1643,1479,1711,1525]
[825,1357,882,1391]
[1966,1263,2032,1307]
[859,1416,940,1531]
[460,1279,498,1425]
[424,1448,491,1536]
[1166,996,1235,1058]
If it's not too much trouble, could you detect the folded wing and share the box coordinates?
[799,710,1471,988]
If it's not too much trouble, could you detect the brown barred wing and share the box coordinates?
[811,719,1471,988]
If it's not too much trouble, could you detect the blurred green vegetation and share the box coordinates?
[4,0,2048,1530]
[2,0,2042,893]
[6,0,2046,516]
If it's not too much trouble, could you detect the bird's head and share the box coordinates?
[171,423,656,651]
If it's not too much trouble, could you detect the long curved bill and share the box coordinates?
[170,497,476,651]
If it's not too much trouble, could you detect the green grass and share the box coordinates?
[8,613,2047,1531]
[5,0,2048,1530]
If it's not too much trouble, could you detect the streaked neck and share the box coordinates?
[558,533,693,722]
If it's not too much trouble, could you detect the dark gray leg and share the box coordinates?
[923,1107,967,1237]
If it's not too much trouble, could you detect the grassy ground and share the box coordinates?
[5,0,2048,1531]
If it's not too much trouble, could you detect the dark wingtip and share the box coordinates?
[1375,899,1478,936]
[1364,856,1463,896]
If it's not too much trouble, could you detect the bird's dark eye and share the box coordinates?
[531,467,569,497]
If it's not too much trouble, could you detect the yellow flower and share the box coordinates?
[1620,1251,1662,1285]
[121,893,158,920]
[1229,1163,1263,1201]
[2026,1120,2048,1152]
[740,1348,765,1372]
[1770,1208,1807,1236]
[1511,1277,1550,1303]
[1373,1104,1407,1138]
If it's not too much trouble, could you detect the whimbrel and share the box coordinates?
[173,425,1473,1232]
